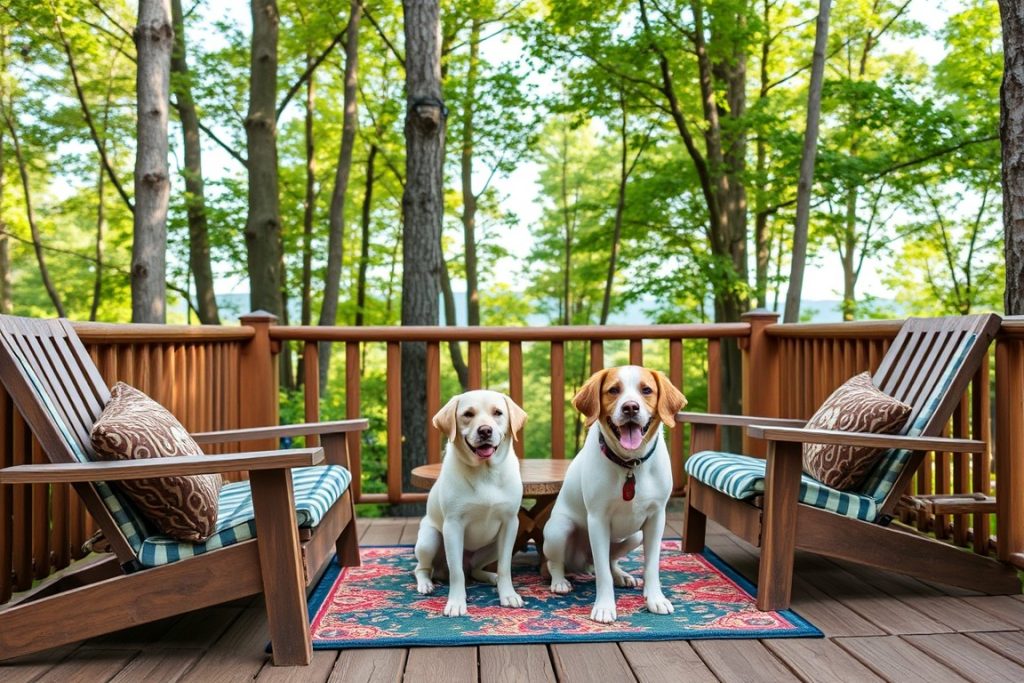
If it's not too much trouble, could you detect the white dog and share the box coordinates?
[543,366,686,623]
[413,390,528,616]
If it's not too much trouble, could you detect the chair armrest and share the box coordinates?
[676,412,807,429]
[745,425,986,453]
[0,448,325,484]
[191,419,369,445]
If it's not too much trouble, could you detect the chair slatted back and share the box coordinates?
[863,314,1000,515]
[0,315,141,564]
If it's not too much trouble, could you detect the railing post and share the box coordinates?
[995,335,1024,565]
[239,311,279,452]
[741,309,780,457]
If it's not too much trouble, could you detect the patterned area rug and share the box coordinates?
[307,541,821,647]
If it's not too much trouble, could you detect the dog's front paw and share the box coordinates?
[612,568,640,588]
[415,578,436,595]
[590,603,617,624]
[443,599,468,617]
[646,594,674,615]
[550,578,572,594]
[500,591,524,608]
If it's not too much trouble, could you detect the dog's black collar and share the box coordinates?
[598,430,659,501]
[597,430,659,469]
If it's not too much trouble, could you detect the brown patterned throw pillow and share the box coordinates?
[90,382,221,542]
[802,372,912,491]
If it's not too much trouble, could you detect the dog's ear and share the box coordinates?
[652,370,687,426]
[503,395,528,441]
[432,395,461,441]
[572,369,608,428]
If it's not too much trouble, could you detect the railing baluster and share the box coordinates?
[551,341,565,459]
[629,339,643,366]
[952,400,970,546]
[995,337,1024,563]
[707,339,721,415]
[589,340,603,374]
[468,341,482,389]
[303,342,320,448]
[972,358,990,555]
[0,389,11,603]
[346,342,362,504]
[13,414,30,591]
[509,342,524,446]
[427,341,441,465]
[386,342,402,503]
[670,338,684,493]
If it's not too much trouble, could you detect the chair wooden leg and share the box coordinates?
[757,440,802,611]
[683,485,707,553]
[336,492,361,567]
[250,468,313,666]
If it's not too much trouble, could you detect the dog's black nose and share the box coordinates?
[477,425,493,440]
[622,401,640,417]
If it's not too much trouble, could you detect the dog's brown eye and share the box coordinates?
[641,386,654,395]
[493,409,503,417]
[608,386,620,395]
[463,410,476,418]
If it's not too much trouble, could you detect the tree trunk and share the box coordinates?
[132,0,172,324]
[91,165,105,321]
[356,144,376,326]
[3,105,64,316]
[460,18,481,327]
[1001,0,1024,314]
[318,0,361,391]
[296,51,316,388]
[171,0,219,324]
[244,0,283,319]
[783,0,831,323]
[398,0,445,515]
[0,102,9,315]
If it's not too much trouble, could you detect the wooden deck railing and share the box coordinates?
[268,322,749,505]
[2,311,1023,604]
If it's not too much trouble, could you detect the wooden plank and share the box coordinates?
[479,644,556,683]
[303,342,320,448]
[386,341,402,501]
[399,519,421,545]
[345,342,362,502]
[960,595,1024,628]
[156,606,244,648]
[329,648,406,683]
[360,518,406,545]
[619,641,716,683]
[967,631,1024,667]
[762,639,883,683]
[178,608,270,681]
[669,339,684,492]
[469,341,482,389]
[0,645,77,683]
[904,633,1024,681]
[690,640,799,682]
[405,647,477,683]
[629,339,642,365]
[31,648,137,683]
[589,340,603,374]
[256,650,338,682]
[550,643,635,683]
[834,635,969,682]
[108,648,204,683]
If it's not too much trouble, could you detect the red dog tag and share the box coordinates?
[623,472,636,501]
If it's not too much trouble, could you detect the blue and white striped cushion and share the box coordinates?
[685,451,879,521]
[138,465,351,567]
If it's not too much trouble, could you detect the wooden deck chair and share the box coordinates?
[0,315,366,665]
[679,314,1021,610]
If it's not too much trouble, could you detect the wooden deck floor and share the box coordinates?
[4,510,1024,682]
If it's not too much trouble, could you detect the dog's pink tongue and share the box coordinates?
[620,423,643,450]
[476,446,495,458]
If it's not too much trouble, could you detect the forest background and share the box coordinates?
[0,0,1009,510]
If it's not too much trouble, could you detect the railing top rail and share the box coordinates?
[766,319,904,339]
[999,317,1024,338]
[71,321,255,344]
[267,323,751,343]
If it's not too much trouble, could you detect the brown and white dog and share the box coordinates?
[543,366,686,623]
[413,390,528,616]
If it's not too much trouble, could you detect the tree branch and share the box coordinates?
[275,21,350,120]
[362,2,403,68]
